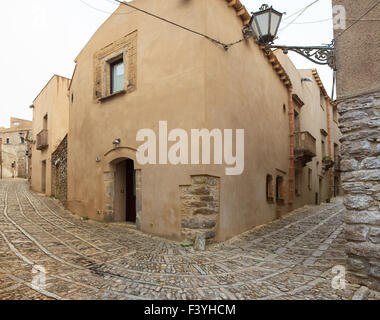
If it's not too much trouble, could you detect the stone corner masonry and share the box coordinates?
[180,175,220,244]
[338,88,380,291]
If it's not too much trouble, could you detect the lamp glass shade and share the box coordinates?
[250,6,283,44]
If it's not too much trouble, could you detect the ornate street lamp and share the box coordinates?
[248,4,336,70]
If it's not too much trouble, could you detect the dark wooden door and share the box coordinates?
[125,159,136,223]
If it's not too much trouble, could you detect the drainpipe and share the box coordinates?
[326,98,334,199]
[288,86,295,211]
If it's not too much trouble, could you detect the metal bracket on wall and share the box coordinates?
[269,44,336,70]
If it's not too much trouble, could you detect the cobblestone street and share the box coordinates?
[0,180,378,300]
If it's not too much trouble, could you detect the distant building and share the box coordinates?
[30,75,70,201]
[275,51,342,207]
[0,117,32,179]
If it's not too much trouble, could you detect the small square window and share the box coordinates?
[110,59,124,94]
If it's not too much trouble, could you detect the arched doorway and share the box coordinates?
[114,158,136,223]
[103,147,142,229]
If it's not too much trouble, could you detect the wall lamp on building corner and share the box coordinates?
[247,4,336,70]
[113,138,121,148]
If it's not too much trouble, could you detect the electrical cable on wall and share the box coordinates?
[114,0,245,50]
[333,0,380,41]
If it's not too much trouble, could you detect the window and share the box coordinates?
[21,137,25,144]
[266,175,274,202]
[43,114,48,131]
[6,138,10,144]
[276,176,284,203]
[320,92,325,110]
[321,138,326,158]
[110,58,124,94]
[308,168,312,190]
[333,107,338,123]
[295,169,301,196]
[294,110,300,132]
[334,143,339,163]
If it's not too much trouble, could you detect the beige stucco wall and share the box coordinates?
[275,51,342,208]
[332,0,380,97]
[31,75,70,195]
[68,0,292,241]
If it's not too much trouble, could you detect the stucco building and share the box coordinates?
[30,75,70,199]
[332,0,380,290]
[275,51,342,208]
[0,117,31,179]
[66,0,342,243]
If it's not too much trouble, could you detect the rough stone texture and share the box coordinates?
[135,169,142,231]
[338,89,380,291]
[180,175,220,244]
[1,181,378,300]
[102,168,142,229]
[51,135,67,207]
[194,233,206,251]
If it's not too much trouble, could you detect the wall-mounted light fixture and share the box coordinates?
[247,4,336,70]
[113,139,121,148]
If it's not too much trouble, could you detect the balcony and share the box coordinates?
[294,131,316,166]
[36,129,48,150]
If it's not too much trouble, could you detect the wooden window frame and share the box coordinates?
[110,57,124,95]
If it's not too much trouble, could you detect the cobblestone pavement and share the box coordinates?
[0,180,378,300]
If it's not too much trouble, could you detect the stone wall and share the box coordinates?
[338,89,380,291]
[0,130,30,179]
[180,175,220,243]
[102,166,142,229]
[51,135,67,207]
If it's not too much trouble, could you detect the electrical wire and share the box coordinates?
[114,0,245,50]
[279,0,321,32]
[282,0,320,22]
[334,0,380,41]
[79,0,136,15]
[292,18,380,25]
[292,18,332,25]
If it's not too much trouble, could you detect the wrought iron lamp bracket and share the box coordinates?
[268,44,336,70]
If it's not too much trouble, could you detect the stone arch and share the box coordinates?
[102,147,142,230]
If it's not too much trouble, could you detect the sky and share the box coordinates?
[0,0,334,128]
